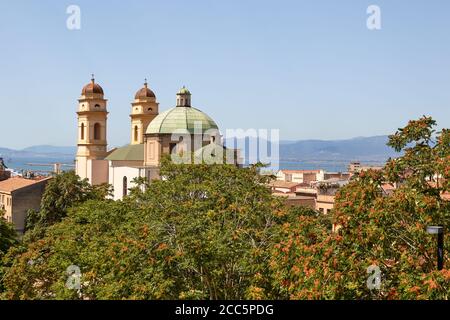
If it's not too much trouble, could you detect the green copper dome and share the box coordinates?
[146,106,219,134]
[177,86,191,95]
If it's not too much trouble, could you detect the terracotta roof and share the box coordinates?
[381,183,396,191]
[135,82,156,99]
[82,78,104,95]
[0,177,49,193]
[269,180,301,189]
[135,87,155,99]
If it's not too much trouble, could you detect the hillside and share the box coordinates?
[279,135,400,162]
[1,136,399,166]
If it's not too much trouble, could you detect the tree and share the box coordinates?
[25,171,112,240]
[3,117,448,300]
[0,215,17,255]
[269,116,450,299]
[0,213,17,293]
[1,159,301,299]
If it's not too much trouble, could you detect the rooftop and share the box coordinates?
[0,177,50,193]
[81,77,104,95]
[272,192,315,200]
[135,81,156,99]
[106,144,144,161]
[269,180,301,189]
[146,106,218,135]
[177,86,191,95]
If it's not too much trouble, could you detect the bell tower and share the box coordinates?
[75,75,109,184]
[130,79,159,144]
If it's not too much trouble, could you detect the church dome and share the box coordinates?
[147,88,217,134]
[177,86,191,95]
[82,76,104,95]
[146,106,218,134]
[135,80,156,99]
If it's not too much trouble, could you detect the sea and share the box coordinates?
[4,157,76,175]
[5,156,357,174]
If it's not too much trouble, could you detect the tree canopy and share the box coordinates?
[0,213,17,293]
[0,215,17,256]
[269,116,449,299]
[1,159,312,299]
[1,116,448,300]
[25,171,111,240]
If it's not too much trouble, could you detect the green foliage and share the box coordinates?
[269,116,450,299]
[0,214,17,293]
[2,117,448,300]
[0,215,17,255]
[1,160,299,299]
[24,171,112,240]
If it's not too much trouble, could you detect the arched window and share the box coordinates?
[94,123,101,140]
[134,125,139,142]
[80,123,85,140]
[123,176,128,197]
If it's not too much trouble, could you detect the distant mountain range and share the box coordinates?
[0,145,76,160]
[0,136,400,164]
[278,135,400,162]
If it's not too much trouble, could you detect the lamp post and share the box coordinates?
[426,226,444,270]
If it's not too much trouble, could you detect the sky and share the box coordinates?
[0,0,449,149]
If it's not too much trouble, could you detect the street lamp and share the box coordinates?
[426,226,444,270]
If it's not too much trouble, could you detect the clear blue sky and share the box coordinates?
[0,0,449,149]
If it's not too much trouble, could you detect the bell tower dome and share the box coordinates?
[130,79,159,144]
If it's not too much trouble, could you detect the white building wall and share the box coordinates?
[291,173,304,183]
[317,170,325,182]
[108,164,144,200]
[275,170,285,181]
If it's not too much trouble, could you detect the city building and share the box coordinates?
[75,77,238,200]
[269,180,301,194]
[0,163,50,234]
[273,166,351,214]
[275,169,325,184]
[348,161,384,175]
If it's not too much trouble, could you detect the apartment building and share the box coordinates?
[0,172,50,234]
[275,169,325,184]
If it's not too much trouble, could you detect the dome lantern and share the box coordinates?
[176,86,191,107]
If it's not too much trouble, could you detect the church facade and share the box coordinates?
[75,77,237,200]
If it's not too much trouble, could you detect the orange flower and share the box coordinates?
[409,286,421,294]
[440,269,450,281]
[423,279,438,290]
